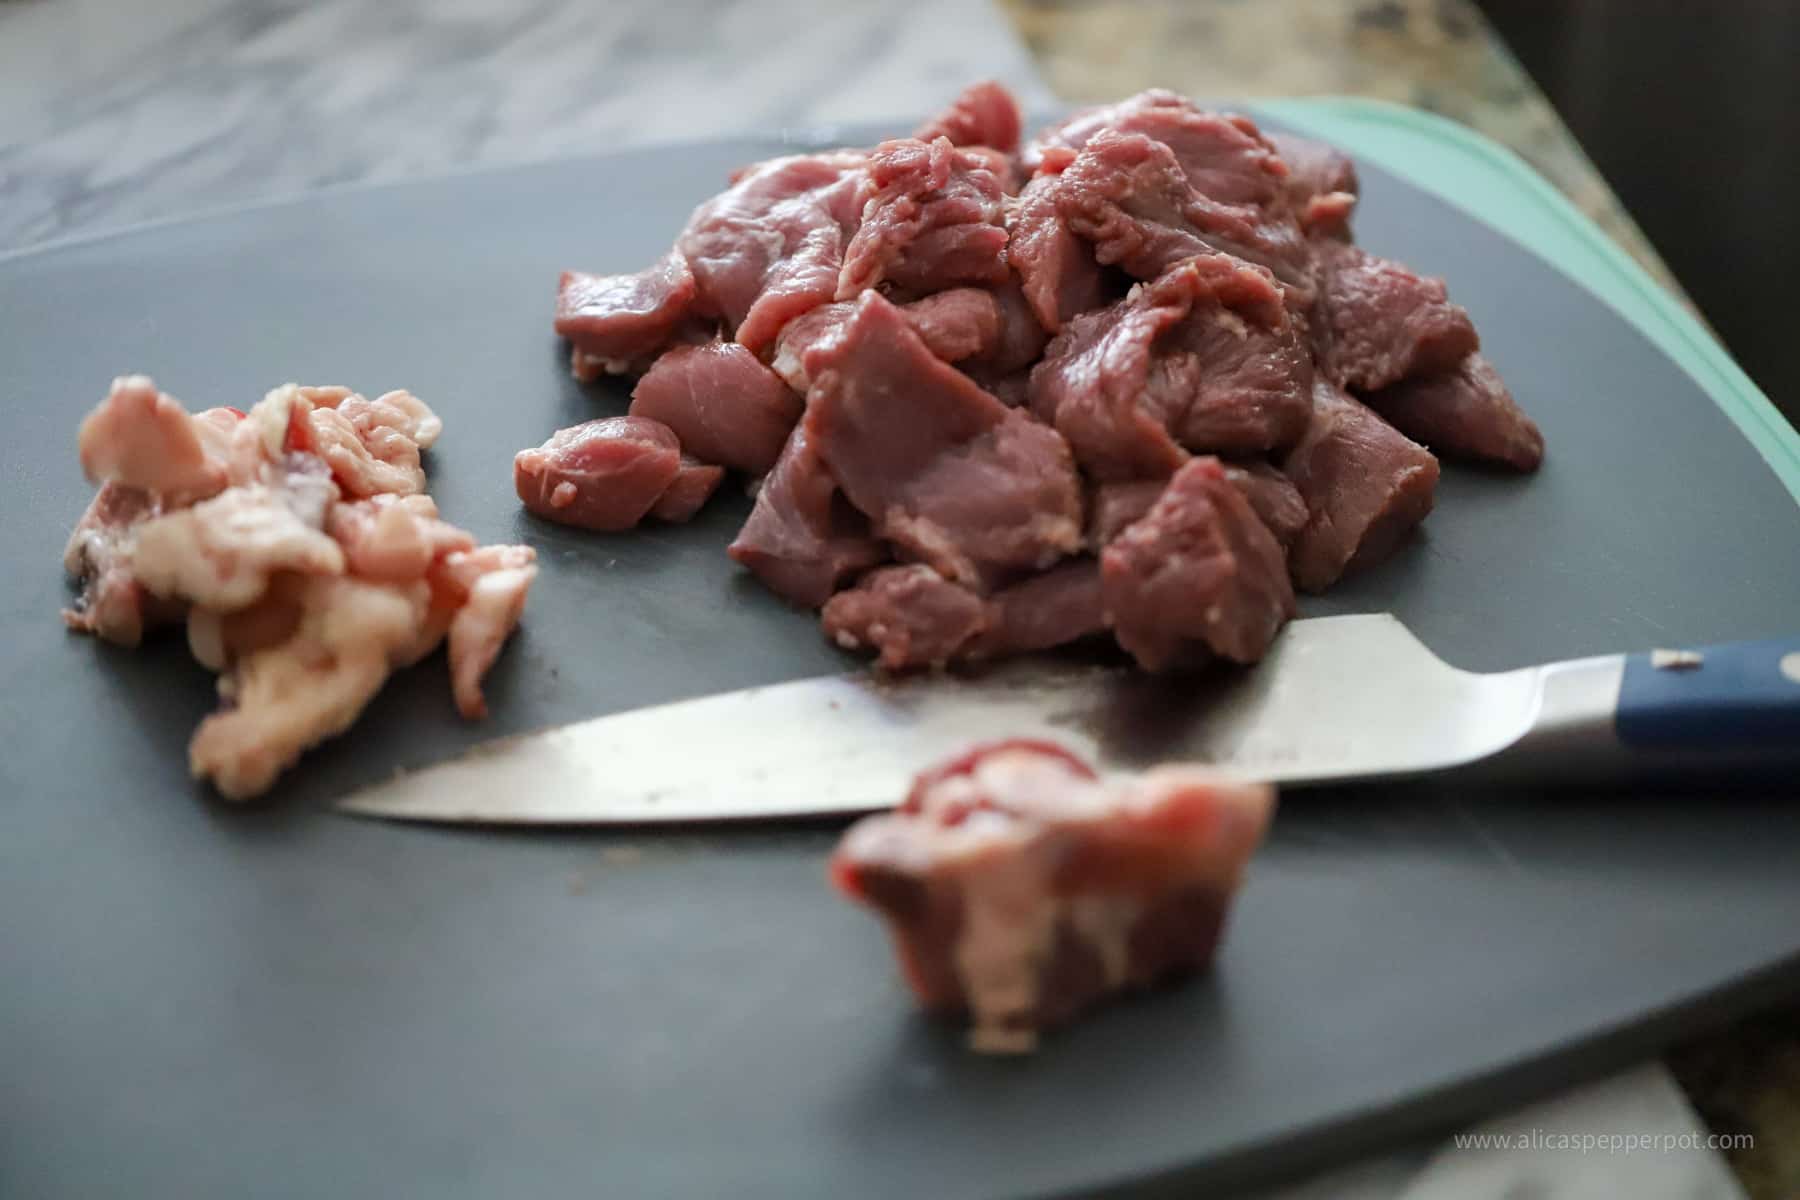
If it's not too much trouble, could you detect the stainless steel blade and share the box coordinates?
[337,614,1587,825]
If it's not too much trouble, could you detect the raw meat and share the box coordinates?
[1055,129,1314,300]
[727,425,886,608]
[650,456,725,523]
[531,82,1539,682]
[821,564,991,671]
[1283,381,1440,592]
[328,494,477,583]
[1030,92,1291,209]
[973,559,1107,657]
[913,80,1023,153]
[831,739,1275,1052]
[1087,462,1306,550]
[555,254,700,376]
[1029,253,1313,479]
[803,292,1084,588]
[1314,240,1478,391]
[1101,456,1296,670]
[513,416,683,532]
[1007,172,1111,332]
[629,340,802,475]
[676,151,867,354]
[837,137,1011,299]
[1364,354,1544,472]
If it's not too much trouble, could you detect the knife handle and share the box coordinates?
[1613,637,1800,750]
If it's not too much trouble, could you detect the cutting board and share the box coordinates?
[3,102,1798,1200]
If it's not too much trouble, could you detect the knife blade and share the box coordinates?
[345,612,1760,825]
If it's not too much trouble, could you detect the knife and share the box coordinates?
[337,614,1800,824]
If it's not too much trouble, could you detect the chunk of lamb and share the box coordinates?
[131,453,345,612]
[1364,354,1543,472]
[188,575,431,800]
[650,457,725,523]
[629,340,802,475]
[433,545,539,720]
[75,375,230,505]
[61,483,182,646]
[1006,171,1111,332]
[726,426,886,608]
[1088,462,1306,549]
[1314,240,1478,392]
[822,564,992,671]
[804,292,1084,589]
[832,739,1276,1053]
[973,558,1108,658]
[677,151,867,355]
[1029,254,1312,480]
[913,80,1023,154]
[837,137,1011,299]
[1102,456,1296,671]
[1028,91,1292,210]
[1266,130,1359,237]
[1283,381,1440,592]
[555,253,700,377]
[513,416,684,532]
[1055,130,1315,302]
[772,284,1043,393]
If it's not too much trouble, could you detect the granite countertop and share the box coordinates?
[0,0,1788,1196]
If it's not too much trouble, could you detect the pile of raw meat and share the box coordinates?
[61,376,537,799]
[533,82,1542,672]
[833,739,1274,1053]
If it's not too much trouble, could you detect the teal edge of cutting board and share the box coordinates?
[1257,95,1800,507]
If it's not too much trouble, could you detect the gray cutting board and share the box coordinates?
[3,120,1799,1200]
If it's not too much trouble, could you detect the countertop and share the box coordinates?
[0,0,1786,1196]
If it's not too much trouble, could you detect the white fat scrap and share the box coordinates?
[133,483,346,611]
[76,375,229,504]
[189,576,430,800]
[1651,648,1705,670]
[445,553,539,720]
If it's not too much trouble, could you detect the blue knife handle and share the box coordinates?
[1614,637,1800,749]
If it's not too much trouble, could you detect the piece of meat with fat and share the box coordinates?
[913,80,1022,154]
[1055,130,1315,302]
[629,340,802,475]
[61,483,182,646]
[433,545,539,721]
[188,575,430,800]
[804,292,1084,589]
[1266,131,1358,207]
[131,454,345,612]
[247,383,441,498]
[1006,172,1111,332]
[821,564,992,671]
[1029,254,1312,480]
[76,375,231,505]
[837,137,1011,299]
[1028,92,1292,210]
[1314,240,1478,391]
[1364,354,1543,472]
[1283,381,1440,592]
[650,456,725,523]
[513,416,684,532]
[555,253,700,376]
[832,739,1275,1052]
[677,151,867,355]
[1101,456,1296,670]
[327,493,476,583]
[727,426,887,608]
